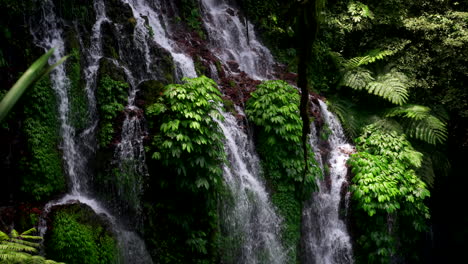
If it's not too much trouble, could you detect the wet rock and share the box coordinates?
[227,60,240,72]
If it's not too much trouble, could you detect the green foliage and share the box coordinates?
[96,76,128,147]
[46,207,118,264]
[67,48,89,131]
[179,0,205,38]
[20,76,65,201]
[0,48,67,122]
[147,76,225,191]
[245,80,320,262]
[385,104,448,145]
[0,228,63,264]
[246,80,319,186]
[341,67,410,105]
[348,124,430,263]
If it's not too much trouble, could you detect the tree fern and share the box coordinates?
[366,71,409,105]
[0,228,64,264]
[386,105,448,144]
[341,67,373,90]
[326,97,369,138]
[344,49,397,68]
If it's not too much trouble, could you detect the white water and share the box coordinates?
[302,100,354,264]
[216,110,286,264]
[123,0,197,80]
[201,0,275,80]
[32,1,153,263]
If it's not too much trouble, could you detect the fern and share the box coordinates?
[0,228,64,264]
[326,97,369,139]
[344,49,397,68]
[386,105,448,144]
[366,71,409,105]
[341,67,373,90]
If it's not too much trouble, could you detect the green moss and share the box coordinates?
[245,80,322,263]
[270,187,301,262]
[68,48,90,131]
[20,76,65,201]
[53,0,96,30]
[96,75,128,147]
[45,204,118,264]
[194,56,208,76]
[138,80,165,109]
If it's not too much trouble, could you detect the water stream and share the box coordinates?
[302,100,354,264]
[216,110,285,264]
[201,0,275,79]
[32,1,153,263]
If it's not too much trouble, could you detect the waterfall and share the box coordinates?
[216,109,286,264]
[32,1,153,263]
[201,0,275,80]
[123,0,197,80]
[302,100,354,264]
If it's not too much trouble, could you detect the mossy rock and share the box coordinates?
[45,203,119,264]
[104,0,135,33]
[97,57,127,83]
[52,0,96,31]
[136,80,165,108]
[101,21,120,60]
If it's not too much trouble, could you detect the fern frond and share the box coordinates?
[10,238,40,248]
[326,97,368,138]
[0,241,38,253]
[386,105,448,144]
[341,67,373,90]
[416,149,450,188]
[344,49,397,68]
[369,117,404,135]
[0,250,31,261]
[366,72,409,105]
[0,231,8,241]
[20,228,37,236]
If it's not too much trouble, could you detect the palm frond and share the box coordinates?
[386,105,448,144]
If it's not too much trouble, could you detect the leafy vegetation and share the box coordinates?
[144,76,225,263]
[349,124,430,262]
[147,76,225,191]
[96,75,128,148]
[0,228,63,263]
[20,76,65,201]
[246,80,321,262]
[45,206,118,264]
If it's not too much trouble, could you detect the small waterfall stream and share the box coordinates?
[32,1,154,263]
[201,0,275,79]
[216,110,285,264]
[302,100,354,264]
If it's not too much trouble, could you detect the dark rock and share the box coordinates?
[227,60,240,72]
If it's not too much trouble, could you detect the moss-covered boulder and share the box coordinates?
[45,203,119,264]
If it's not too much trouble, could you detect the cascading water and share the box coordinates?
[302,100,354,264]
[32,1,153,263]
[216,110,285,264]
[201,0,275,80]
[123,0,197,80]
